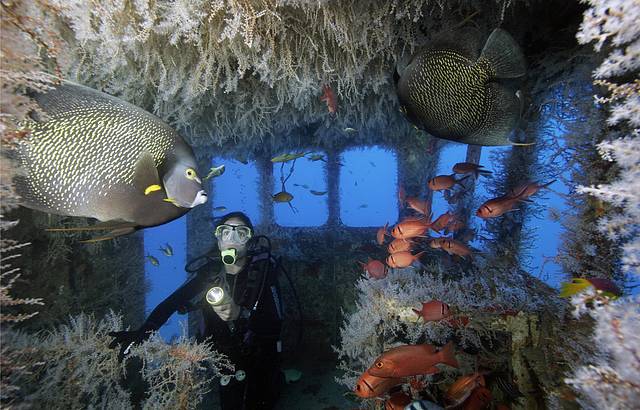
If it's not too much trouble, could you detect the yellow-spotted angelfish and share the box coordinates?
[395,28,527,146]
[11,82,207,241]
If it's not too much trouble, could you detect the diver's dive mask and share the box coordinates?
[215,224,253,265]
[215,224,253,245]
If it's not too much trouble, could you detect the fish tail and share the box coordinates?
[480,28,526,79]
[439,341,459,369]
[79,227,136,243]
[414,251,426,260]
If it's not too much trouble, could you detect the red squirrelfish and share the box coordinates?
[320,84,338,114]
[368,341,459,378]
[413,300,451,322]
[476,194,523,219]
[462,386,492,410]
[386,251,425,268]
[508,180,555,199]
[377,222,389,245]
[406,197,432,216]
[445,372,487,407]
[388,238,414,254]
[354,369,403,398]
[430,237,473,259]
[359,259,387,280]
[430,212,455,232]
[453,162,492,178]
[391,219,430,239]
[428,174,469,191]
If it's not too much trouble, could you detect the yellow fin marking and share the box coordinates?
[144,184,162,195]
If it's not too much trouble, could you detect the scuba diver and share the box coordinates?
[108,211,287,409]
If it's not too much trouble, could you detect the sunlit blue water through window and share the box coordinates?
[340,146,397,227]
[273,154,327,226]
[211,158,260,224]
[143,218,187,342]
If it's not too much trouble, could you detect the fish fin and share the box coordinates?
[46,220,136,232]
[413,308,422,317]
[133,151,160,192]
[439,341,459,369]
[79,226,137,243]
[456,175,470,185]
[144,184,163,195]
[510,140,536,146]
[480,28,526,79]
[467,83,520,146]
[542,179,557,189]
[428,27,482,60]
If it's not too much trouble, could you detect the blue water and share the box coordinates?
[339,146,398,227]
[211,158,261,224]
[274,154,328,226]
[145,137,575,341]
[143,218,188,341]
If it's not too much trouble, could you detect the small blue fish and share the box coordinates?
[159,243,173,257]
[145,254,160,266]
[204,164,225,180]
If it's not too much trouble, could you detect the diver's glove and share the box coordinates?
[108,328,153,361]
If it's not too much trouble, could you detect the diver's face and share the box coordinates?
[163,161,208,208]
[215,217,253,256]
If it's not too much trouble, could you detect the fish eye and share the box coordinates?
[185,168,197,179]
[375,362,384,368]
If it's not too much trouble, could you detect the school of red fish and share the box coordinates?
[353,161,554,410]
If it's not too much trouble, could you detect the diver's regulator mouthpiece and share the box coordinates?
[221,248,237,265]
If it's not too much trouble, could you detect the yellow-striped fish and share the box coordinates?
[11,82,208,241]
[560,278,621,299]
[395,28,527,146]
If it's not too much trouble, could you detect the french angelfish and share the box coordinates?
[11,81,207,241]
[395,28,526,146]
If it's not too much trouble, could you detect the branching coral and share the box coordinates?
[334,263,557,406]
[563,1,640,408]
[2,312,232,409]
[565,294,640,409]
[26,0,511,148]
[575,0,640,276]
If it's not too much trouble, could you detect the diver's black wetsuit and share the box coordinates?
[141,251,285,410]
